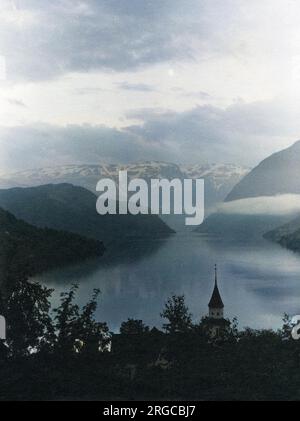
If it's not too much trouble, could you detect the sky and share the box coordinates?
[1,0,300,172]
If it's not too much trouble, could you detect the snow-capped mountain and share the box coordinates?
[182,163,249,212]
[0,162,183,190]
[0,162,249,219]
[182,163,249,191]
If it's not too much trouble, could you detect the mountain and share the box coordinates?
[0,207,104,287]
[0,162,249,216]
[264,215,300,243]
[226,141,300,202]
[265,223,300,253]
[183,163,249,212]
[264,215,300,253]
[0,162,183,191]
[0,183,173,244]
[197,141,300,239]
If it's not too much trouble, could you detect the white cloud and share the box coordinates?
[1,1,300,170]
[0,55,6,80]
[218,194,300,216]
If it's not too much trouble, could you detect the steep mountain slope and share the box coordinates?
[0,184,173,244]
[226,141,300,202]
[265,223,300,253]
[0,207,104,287]
[264,215,300,243]
[264,214,300,253]
[197,141,300,239]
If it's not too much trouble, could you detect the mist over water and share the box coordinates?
[32,232,300,332]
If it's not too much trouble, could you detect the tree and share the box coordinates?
[73,289,110,353]
[0,279,54,357]
[120,319,150,335]
[160,295,193,334]
[53,285,110,354]
[53,284,79,353]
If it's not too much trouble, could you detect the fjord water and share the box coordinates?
[33,231,300,332]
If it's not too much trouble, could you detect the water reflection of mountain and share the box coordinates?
[35,236,171,287]
[32,232,300,332]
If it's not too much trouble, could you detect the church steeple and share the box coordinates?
[208,265,224,319]
[214,264,218,287]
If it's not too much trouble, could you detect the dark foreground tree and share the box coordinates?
[53,284,110,354]
[0,279,54,357]
[120,319,150,335]
[53,284,80,353]
[3,280,300,401]
[72,288,110,354]
[161,295,193,334]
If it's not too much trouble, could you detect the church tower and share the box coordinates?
[208,265,224,319]
[203,265,230,339]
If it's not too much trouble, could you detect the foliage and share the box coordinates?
[160,295,193,334]
[120,319,150,335]
[0,207,104,289]
[0,278,54,357]
[1,286,300,401]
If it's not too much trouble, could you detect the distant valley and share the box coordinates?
[2,151,300,262]
[197,141,300,250]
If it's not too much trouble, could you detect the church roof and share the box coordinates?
[208,265,224,309]
[208,285,224,308]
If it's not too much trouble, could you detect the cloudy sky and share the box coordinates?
[1,0,300,172]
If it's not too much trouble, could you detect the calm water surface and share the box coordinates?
[33,232,300,332]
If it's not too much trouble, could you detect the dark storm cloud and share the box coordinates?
[0,0,240,81]
[125,100,300,164]
[0,99,299,172]
[128,101,296,140]
[0,123,166,172]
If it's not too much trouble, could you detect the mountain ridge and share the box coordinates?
[0,162,249,217]
[0,183,174,244]
[0,206,105,288]
[226,141,300,202]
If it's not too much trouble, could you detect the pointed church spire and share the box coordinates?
[208,265,224,310]
[205,266,230,335]
[215,264,218,287]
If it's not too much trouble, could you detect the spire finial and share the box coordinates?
[214,264,218,287]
